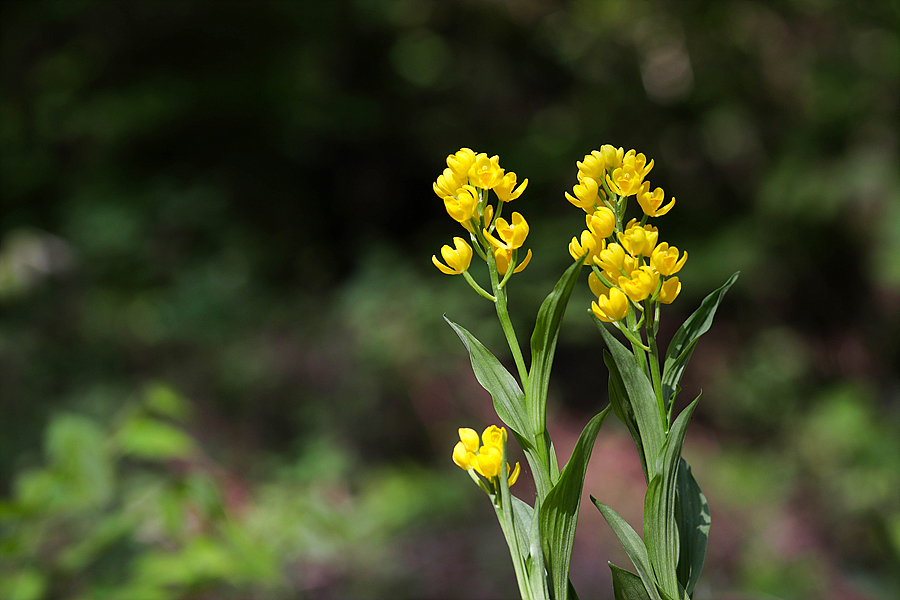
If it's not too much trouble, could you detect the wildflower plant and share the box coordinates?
[432,146,738,600]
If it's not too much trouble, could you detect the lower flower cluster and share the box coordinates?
[452,425,520,487]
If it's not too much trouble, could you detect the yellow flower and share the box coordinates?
[434,167,465,199]
[599,144,625,170]
[592,286,629,322]
[617,221,658,257]
[623,149,653,179]
[588,271,610,297]
[606,150,653,197]
[577,145,624,182]
[481,425,505,450]
[658,276,681,304]
[586,207,616,240]
[569,229,603,265]
[443,184,479,228]
[447,148,477,181]
[594,242,636,280]
[432,237,473,275]
[484,212,529,251]
[565,177,601,212]
[650,242,687,276]
[576,151,607,183]
[636,182,675,217]
[494,172,528,203]
[452,427,480,470]
[453,425,519,486]
[606,165,643,197]
[468,153,505,189]
[619,266,659,302]
[481,203,494,229]
[495,247,532,275]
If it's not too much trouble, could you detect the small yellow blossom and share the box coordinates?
[594,242,637,280]
[606,151,653,197]
[586,207,616,240]
[576,151,607,183]
[588,271,610,298]
[452,427,480,470]
[481,203,494,229]
[443,184,479,228]
[569,230,604,265]
[636,182,675,217]
[623,149,654,179]
[432,237,473,275]
[495,247,532,275]
[658,276,682,304]
[618,221,659,257]
[599,144,625,170]
[577,145,625,182]
[606,164,643,197]
[565,177,601,212]
[434,167,465,200]
[447,148,477,180]
[468,153,505,189]
[592,286,630,322]
[453,425,519,486]
[485,212,529,251]
[619,266,660,302]
[494,172,528,203]
[650,242,687,276]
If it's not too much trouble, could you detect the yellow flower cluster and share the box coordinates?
[432,148,532,278]
[452,425,520,486]
[566,145,685,323]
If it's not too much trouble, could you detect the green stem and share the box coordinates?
[487,248,529,385]
[496,434,533,600]
[644,299,667,431]
[462,270,497,302]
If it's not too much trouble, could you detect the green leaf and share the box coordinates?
[592,498,664,600]
[610,564,653,600]
[604,350,648,481]
[512,496,551,600]
[540,407,610,600]
[445,317,532,443]
[596,323,664,480]
[643,397,700,600]
[675,459,710,597]
[526,256,584,433]
[116,415,195,460]
[661,272,738,408]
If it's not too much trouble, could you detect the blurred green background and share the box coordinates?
[1,1,898,599]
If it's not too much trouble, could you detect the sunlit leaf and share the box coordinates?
[540,408,610,600]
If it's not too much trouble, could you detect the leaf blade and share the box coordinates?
[526,257,584,433]
[539,407,610,600]
[661,272,738,407]
[445,316,532,441]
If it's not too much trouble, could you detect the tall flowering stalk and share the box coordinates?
[432,146,738,600]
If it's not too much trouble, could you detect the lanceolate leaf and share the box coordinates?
[643,397,700,600]
[596,323,665,479]
[610,564,653,600]
[604,350,648,482]
[539,407,610,600]
[445,316,532,443]
[675,459,709,598]
[661,272,738,408]
[527,257,584,434]
[592,499,664,600]
[512,495,551,600]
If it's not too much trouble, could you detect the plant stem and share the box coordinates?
[488,248,529,386]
